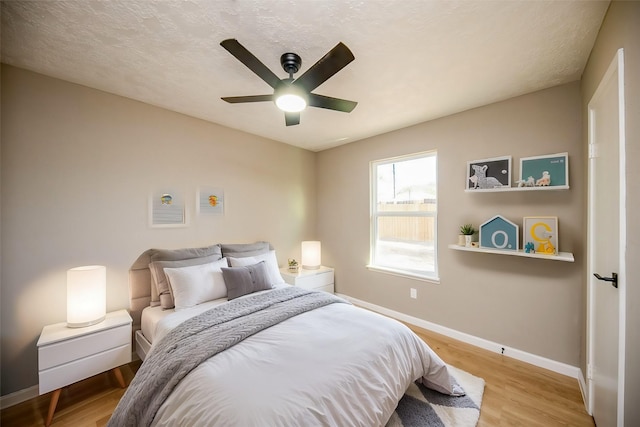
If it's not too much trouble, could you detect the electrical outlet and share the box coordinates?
[410,288,417,299]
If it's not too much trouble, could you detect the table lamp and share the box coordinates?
[301,241,321,270]
[67,265,106,328]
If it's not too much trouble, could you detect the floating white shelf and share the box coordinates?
[448,244,574,262]
[464,185,570,193]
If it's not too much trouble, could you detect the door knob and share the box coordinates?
[593,272,618,288]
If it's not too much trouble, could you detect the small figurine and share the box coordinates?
[515,176,536,187]
[524,242,535,253]
[536,171,551,186]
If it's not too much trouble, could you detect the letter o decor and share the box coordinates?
[491,230,510,249]
[479,214,519,251]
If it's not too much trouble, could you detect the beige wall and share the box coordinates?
[2,4,637,411]
[581,1,640,425]
[318,82,584,366]
[0,65,317,395]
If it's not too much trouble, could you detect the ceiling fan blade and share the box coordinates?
[221,95,274,103]
[285,112,300,126]
[220,39,282,89]
[308,93,357,112]
[293,42,355,92]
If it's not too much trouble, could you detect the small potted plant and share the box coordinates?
[287,258,299,273]
[459,224,476,247]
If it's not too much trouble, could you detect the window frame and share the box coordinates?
[368,150,439,282]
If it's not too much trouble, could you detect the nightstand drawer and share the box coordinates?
[295,271,334,290]
[38,324,130,370]
[39,344,131,394]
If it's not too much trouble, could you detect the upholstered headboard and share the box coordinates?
[128,242,272,330]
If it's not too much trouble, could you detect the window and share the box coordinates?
[370,151,438,280]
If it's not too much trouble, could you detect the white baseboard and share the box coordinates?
[0,385,39,410]
[338,293,583,380]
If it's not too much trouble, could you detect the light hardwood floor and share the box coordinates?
[408,325,594,427]
[1,326,594,426]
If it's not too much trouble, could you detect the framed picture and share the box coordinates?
[479,215,519,251]
[466,156,512,190]
[197,187,224,215]
[519,152,568,188]
[149,190,187,228]
[523,216,558,255]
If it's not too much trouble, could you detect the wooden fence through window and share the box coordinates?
[377,200,436,242]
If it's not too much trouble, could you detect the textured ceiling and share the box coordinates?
[1,1,609,151]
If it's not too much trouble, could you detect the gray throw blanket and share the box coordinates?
[108,287,348,427]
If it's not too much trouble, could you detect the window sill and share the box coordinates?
[366,265,440,284]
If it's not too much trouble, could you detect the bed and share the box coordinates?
[112,242,464,426]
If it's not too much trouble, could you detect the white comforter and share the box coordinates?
[150,294,461,427]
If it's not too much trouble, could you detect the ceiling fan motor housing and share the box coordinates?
[280,52,301,75]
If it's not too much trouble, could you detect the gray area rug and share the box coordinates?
[387,366,485,427]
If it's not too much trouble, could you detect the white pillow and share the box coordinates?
[228,250,284,286]
[164,258,228,310]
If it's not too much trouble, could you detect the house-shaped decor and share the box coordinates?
[479,215,519,251]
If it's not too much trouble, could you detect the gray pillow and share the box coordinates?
[149,244,222,262]
[220,241,271,258]
[221,261,272,300]
[146,244,222,306]
[150,254,221,309]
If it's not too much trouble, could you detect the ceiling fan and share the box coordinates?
[220,39,357,126]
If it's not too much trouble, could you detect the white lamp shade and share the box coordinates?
[301,241,321,270]
[67,265,106,328]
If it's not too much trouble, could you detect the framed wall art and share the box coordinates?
[466,156,512,190]
[523,216,558,255]
[479,215,519,251]
[149,190,187,227]
[519,152,568,188]
[197,187,224,215]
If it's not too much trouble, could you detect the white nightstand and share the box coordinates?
[37,309,132,426]
[279,266,335,293]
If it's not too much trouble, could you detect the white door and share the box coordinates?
[587,48,626,427]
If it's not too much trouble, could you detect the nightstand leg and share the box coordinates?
[112,366,126,388]
[45,388,61,427]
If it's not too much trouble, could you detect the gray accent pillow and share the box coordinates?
[220,241,271,258]
[145,244,222,306]
[149,254,221,309]
[221,261,272,300]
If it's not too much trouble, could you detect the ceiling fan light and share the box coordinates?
[275,93,307,112]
